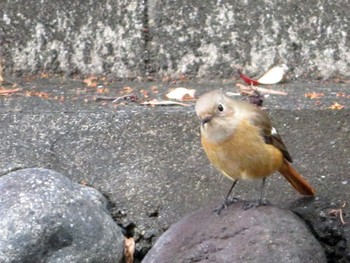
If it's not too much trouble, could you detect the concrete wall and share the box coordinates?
[1,0,350,79]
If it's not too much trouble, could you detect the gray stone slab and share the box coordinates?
[1,0,145,77]
[1,1,350,79]
[147,0,350,79]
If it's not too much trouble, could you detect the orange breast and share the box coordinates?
[201,120,283,180]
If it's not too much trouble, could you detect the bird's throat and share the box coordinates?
[201,122,235,144]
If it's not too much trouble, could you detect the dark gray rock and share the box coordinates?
[0,168,124,263]
[143,203,327,263]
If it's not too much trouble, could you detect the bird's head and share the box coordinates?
[195,90,238,142]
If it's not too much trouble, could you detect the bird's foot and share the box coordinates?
[213,197,240,215]
[242,199,271,210]
[212,204,226,215]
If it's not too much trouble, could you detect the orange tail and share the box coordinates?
[278,161,315,196]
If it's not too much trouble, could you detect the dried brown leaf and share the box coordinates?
[336,92,350,98]
[151,85,159,94]
[235,83,287,96]
[40,72,50,79]
[25,91,50,99]
[141,99,190,107]
[124,237,135,263]
[305,92,324,99]
[96,87,110,94]
[79,180,89,186]
[162,75,171,83]
[0,88,21,95]
[329,102,344,110]
[140,89,149,98]
[121,86,134,94]
[166,87,196,101]
[0,61,3,83]
[328,208,346,225]
[83,76,98,88]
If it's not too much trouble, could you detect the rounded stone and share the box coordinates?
[0,168,124,263]
[143,202,326,263]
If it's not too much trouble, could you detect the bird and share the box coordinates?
[195,89,315,212]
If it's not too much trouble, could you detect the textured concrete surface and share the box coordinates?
[0,0,146,78]
[1,0,350,79]
[148,0,350,79]
[0,78,349,261]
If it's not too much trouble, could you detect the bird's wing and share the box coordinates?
[249,108,293,163]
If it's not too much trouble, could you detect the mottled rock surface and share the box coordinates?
[0,168,124,263]
[143,203,327,263]
[148,0,350,79]
[0,0,146,78]
[1,0,350,79]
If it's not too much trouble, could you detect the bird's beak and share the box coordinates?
[201,115,212,125]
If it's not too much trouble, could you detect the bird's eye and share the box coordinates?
[218,104,224,112]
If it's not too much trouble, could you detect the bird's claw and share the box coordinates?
[212,197,240,215]
[242,199,270,210]
[212,204,226,215]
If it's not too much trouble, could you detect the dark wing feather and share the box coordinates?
[249,107,293,163]
[267,131,293,163]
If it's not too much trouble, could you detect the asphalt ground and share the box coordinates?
[0,76,349,260]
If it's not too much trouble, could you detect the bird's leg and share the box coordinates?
[258,177,267,205]
[243,177,270,210]
[224,179,239,205]
[213,179,239,215]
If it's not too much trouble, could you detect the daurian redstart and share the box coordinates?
[195,90,315,209]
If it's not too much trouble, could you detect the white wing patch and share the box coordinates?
[271,127,278,135]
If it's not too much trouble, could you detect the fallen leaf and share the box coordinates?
[162,75,171,83]
[113,94,138,103]
[95,94,138,103]
[121,86,134,94]
[238,64,288,86]
[83,76,98,88]
[141,99,190,107]
[0,61,3,83]
[151,85,159,94]
[336,92,350,98]
[329,102,344,110]
[40,72,50,79]
[79,180,89,186]
[257,64,288,85]
[166,87,196,101]
[305,92,324,99]
[235,83,287,96]
[328,208,346,225]
[0,88,21,95]
[336,92,346,97]
[124,237,135,263]
[96,87,110,94]
[140,89,149,98]
[25,91,50,99]
[238,70,260,85]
